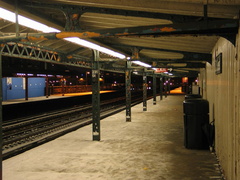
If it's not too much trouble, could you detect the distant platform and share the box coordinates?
[2,90,115,105]
[170,87,186,94]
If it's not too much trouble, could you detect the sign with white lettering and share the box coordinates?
[155,68,168,73]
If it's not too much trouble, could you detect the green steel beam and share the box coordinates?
[167,78,171,95]
[125,61,132,122]
[108,45,212,63]
[0,46,2,180]
[0,43,92,68]
[1,18,237,41]
[143,72,147,111]
[17,2,239,44]
[152,63,206,69]
[153,74,157,105]
[170,71,199,77]
[16,1,64,28]
[159,77,163,100]
[64,12,82,31]
[164,77,168,98]
[22,1,231,23]
[92,50,101,141]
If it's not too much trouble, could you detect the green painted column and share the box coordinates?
[164,77,167,98]
[143,72,147,111]
[160,77,163,100]
[25,75,28,100]
[153,74,156,105]
[168,78,171,94]
[0,47,3,179]
[92,50,101,141]
[125,61,131,122]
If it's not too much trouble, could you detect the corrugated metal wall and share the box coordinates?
[199,28,240,180]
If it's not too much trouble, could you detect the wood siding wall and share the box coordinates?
[199,30,240,180]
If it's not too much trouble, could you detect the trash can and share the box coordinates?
[185,94,202,100]
[183,98,209,149]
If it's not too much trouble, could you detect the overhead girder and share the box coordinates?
[10,1,65,28]
[0,15,237,44]
[16,2,239,44]
[151,62,206,69]
[75,19,237,38]
[110,45,212,63]
[64,13,82,31]
[86,61,195,76]
[0,37,207,77]
[21,2,233,24]
[170,71,199,77]
[142,58,210,64]
[1,1,224,78]
[0,42,92,69]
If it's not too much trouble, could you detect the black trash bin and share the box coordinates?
[183,98,209,149]
[185,94,202,100]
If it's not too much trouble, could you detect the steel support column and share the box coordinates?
[125,61,131,122]
[25,75,28,100]
[143,72,147,111]
[0,47,3,179]
[61,78,65,96]
[46,76,49,98]
[164,77,167,98]
[167,78,171,95]
[160,77,163,100]
[92,50,101,141]
[45,63,49,98]
[153,74,157,105]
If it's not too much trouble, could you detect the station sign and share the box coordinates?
[154,68,168,73]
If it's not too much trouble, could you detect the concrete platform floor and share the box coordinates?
[3,95,222,180]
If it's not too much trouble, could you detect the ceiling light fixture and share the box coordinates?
[132,61,152,68]
[0,7,126,59]
[64,37,126,59]
[0,7,60,33]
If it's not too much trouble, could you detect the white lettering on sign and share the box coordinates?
[155,68,168,73]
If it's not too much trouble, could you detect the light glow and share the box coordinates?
[132,61,151,68]
[0,7,60,33]
[64,37,126,59]
[0,7,126,59]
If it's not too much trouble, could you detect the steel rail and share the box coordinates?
[2,93,148,160]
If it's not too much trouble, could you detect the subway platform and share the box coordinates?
[3,95,222,180]
[2,90,114,105]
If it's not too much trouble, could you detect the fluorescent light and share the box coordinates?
[0,7,126,59]
[0,7,60,33]
[133,61,152,68]
[64,37,125,59]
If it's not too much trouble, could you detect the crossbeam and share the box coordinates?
[21,2,226,23]
[0,42,92,68]
[0,17,237,43]
[107,44,212,62]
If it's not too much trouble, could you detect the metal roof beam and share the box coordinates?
[21,2,228,24]
[1,17,237,42]
[88,19,237,39]
[151,62,206,69]
[16,2,64,28]
[109,44,212,63]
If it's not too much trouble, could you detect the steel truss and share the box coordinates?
[1,42,92,69]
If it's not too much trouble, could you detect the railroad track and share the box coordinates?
[2,94,148,160]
